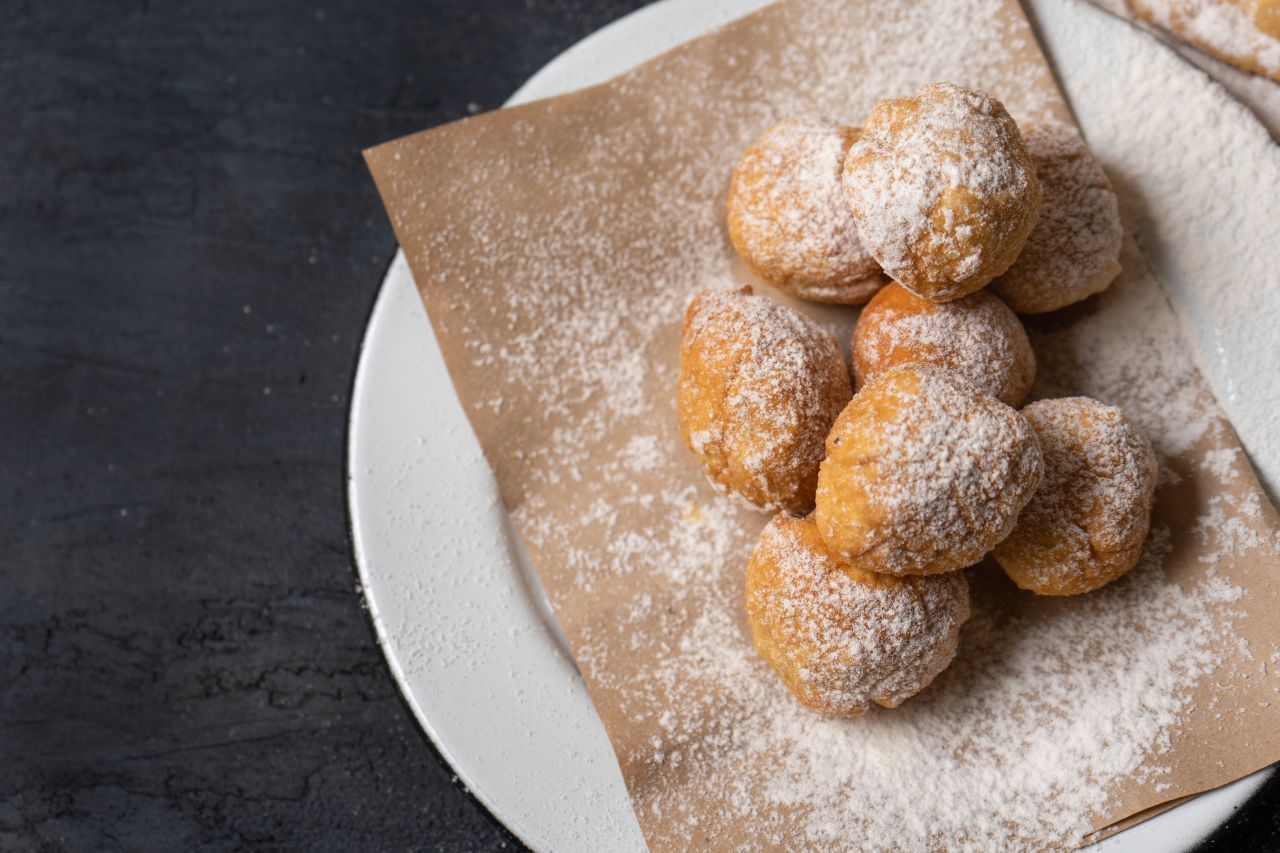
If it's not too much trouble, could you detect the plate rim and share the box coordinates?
[342,256,530,846]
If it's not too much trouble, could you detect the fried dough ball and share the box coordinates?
[843,82,1042,302]
[993,397,1158,596]
[727,116,888,304]
[744,513,970,716]
[989,122,1123,314]
[1129,0,1280,82]
[814,365,1043,575]
[678,286,852,514]
[852,282,1035,407]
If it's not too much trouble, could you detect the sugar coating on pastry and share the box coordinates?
[815,365,1043,575]
[1129,0,1280,82]
[744,513,970,716]
[990,122,1123,314]
[678,286,852,514]
[994,397,1158,596]
[853,282,1035,407]
[727,116,888,304]
[842,82,1042,302]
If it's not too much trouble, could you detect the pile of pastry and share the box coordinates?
[677,83,1158,716]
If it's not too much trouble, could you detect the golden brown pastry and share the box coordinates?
[994,397,1158,596]
[814,365,1042,575]
[727,116,888,304]
[744,513,970,716]
[842,82,1042,302]
[989,122,1123,314]
[852,282,1035,407]
[678,286,852,514]
[1129,0,1280,82]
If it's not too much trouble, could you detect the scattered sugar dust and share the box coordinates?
[1128,0,1280,79]
[383,0,1280,846]
[552,451,1264,849]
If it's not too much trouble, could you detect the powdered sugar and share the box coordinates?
[1045,0,1280,501]
[1129,0,1280,77]
[679,286,850,513]
[1202,446,1241,483]
[816,366,1043,576]
[1195,490,1280,565]
[631,525,1239,851]
[1026,399,1157,558]
[744,514,970,715]
[994,397,1159,593]
[1026,240,1219,459]
[366,0,1280,847]
[853,284,1035,406]
[844,82,1041,300]
[990,121,1123,313]
[1090,0,1280,138]
[727,116,885,302]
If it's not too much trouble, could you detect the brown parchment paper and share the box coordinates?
[365,0,1280,848]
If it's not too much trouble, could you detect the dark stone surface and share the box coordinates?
[0,0,646,849]
[0,0,1274,850]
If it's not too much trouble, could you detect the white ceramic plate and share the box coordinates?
[348,1,1279,850]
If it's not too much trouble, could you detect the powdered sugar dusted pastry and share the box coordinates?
[815,365,1043,576]
[728,116,888,304]
[1129,0,1280,82]
[853,282,1034,407]
[842,82,1041,302]
[744,513,970,716]
[678,286,852,514]
[994,397,1158,596]
[990,122,1123,314]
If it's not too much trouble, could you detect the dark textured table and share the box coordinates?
[3,1,1277,850]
